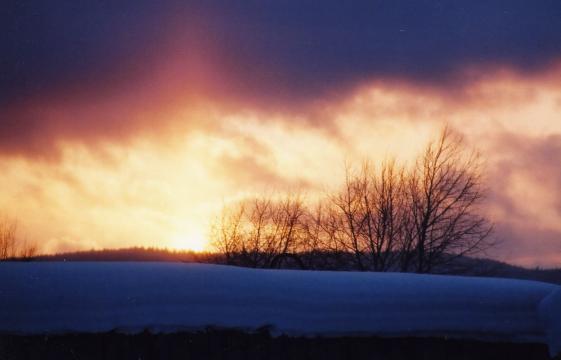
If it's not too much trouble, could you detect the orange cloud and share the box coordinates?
[1,64,561,265]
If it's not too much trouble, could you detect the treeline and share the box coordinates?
[34,246,213,262]
[210,127,494,273]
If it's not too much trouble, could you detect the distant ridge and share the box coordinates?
[33,247,212,263]
[30,247,561,285]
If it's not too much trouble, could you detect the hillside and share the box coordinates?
[30,247,561,285]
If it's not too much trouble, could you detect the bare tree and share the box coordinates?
[365,160,408,271]
[209,126,494,274]
[329,163,369,270]
[312,126,493,273]
[269,193,307,268]
[328,161,409,271]
[404,126,493,273]
[0,216,37,260]
[0,216,18,260]
[301,201,349,270]
[210,193,307,268]
[210,203,246,265]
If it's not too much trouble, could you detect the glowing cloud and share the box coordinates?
[0,64,560,265]
[3,1,561,264]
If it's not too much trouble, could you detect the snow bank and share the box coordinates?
[1,262,560,356]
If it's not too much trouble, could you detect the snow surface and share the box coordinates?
[1,262,561,356]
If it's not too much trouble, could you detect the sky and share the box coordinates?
[1,1,561,266]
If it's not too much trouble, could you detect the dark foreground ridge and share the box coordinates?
[0,330,555,360]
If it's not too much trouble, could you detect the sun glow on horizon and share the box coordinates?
[169,231,208,252]
[1,66,561,265]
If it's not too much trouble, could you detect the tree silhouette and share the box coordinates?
[210,126,494,273]
[0,216,37,260]
[210,194,306,268]
[404,126,493,273]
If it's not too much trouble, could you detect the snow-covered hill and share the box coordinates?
[1,262,561,356]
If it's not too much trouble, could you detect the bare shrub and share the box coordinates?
[0,216,37,260]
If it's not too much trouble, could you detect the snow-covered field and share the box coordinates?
[1,262,560,356]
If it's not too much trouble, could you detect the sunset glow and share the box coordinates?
[2,1,561,266]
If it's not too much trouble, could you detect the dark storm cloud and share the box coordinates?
[2,0,561,156]
[1,0,170,103]
[3,0,561,103]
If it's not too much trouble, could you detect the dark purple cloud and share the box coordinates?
[2,0,561,157]
[3,0,561,104]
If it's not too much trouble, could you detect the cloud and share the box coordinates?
[2,4,561,265]
[486,133,561,230]
[2,1,561,157]
[5,1,561,102]
[492,224,561,268]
